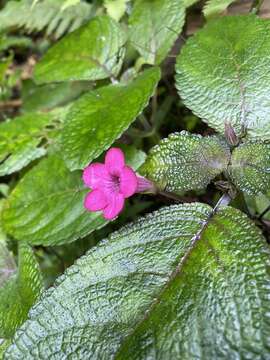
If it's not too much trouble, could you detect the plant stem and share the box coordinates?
[250,0,264,14]
[258,204,270,220]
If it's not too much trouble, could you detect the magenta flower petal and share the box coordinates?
[103,193,124,220]
[82,163,110,189]
[120,166,138,198]
[105,148,125,174]
[84,190,108,212]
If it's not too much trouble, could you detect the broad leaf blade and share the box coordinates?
[176,15,270,140]
[61,67,160,170]
[203,0,236,18]
[5,204,270,358]
[140,132,230,193]
[229,142,270,195]
[34,15,126,84]
[0,112,58,177]
[129,0,185,65]
[0,243,43,339]
[2,146,144,246]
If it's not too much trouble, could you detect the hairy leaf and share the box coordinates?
[229,142,270,195]
[4,204,270,358]
[2,146,144,246]
[61,67,160,170]
[129,0,185,64]
[140,132,230,193]
[0,112,59,177]
[176,15,270,140]
[0,0,94,39]
[34,15,126,84]
[203,0,236,18]
[0,243,43,339]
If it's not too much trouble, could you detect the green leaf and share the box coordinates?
[203,0,236,18]
[229,142,270,195]
[0,243,43,339]
[176,15,270,140]
[2,145,144,246]
[5,204,270,358]
[34,15,126,84]
[0,112,58,177]
[0,339,11,358]
[0,0,94,39]
[140,131,230,193]
[0,35,32,53]
[129,0,185,64]
[61,67,161,170]
[104,0,128,21]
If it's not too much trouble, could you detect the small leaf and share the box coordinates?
[0,243,43,339]
[104,0,128,21]
[229,142,270,195]
[129,0,185,64]
[176,15,270,140]
[5,204,270,358]
[140,131,230,193]
[34,15,126,84]
[0,112,58,177]
[203,0,236,18]
[61,67,160,170]
[2,146,144,246]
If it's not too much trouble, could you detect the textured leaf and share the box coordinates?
[2,146,144,246]
[0,339,11,358]
[229,142,270,195]
[104,0,128,21]
[129,0,185,64]
[34,15,126,84]
[140,131,230,193]
[0,112,58,177]
[0,243,43,339]
[5,204,270,358]
[61,67,160,170]
[203,0,236,18]
[0,35,32,53]
[176,15,270,140]
[0,0,94,39]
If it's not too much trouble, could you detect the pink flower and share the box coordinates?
[82,148,138,220]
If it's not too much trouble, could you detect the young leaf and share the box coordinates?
[0,0,94,39]
[104,0,128,21]
[229,142,270,195]
[34,15,126,84]
[140,132,230,193]
[176,15,270,140]
[0,112,58,177]
[203,0,236,18]
[0,243,43,339]
[129,0,185,65]
[61,67,161,170]
[2,146,144,247]
[4,204,270,358]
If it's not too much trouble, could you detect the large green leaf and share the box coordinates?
[140,132,230,193]
[34,15,126,84]
[4,204,270,358]
[61,67,160,170]
[229,142,270,195]
[0,112,59,177]
[176,15,270,140]
[2,146,145,247]
[0,243,43,339]
[203,0,236,18]
[129,0,185,65]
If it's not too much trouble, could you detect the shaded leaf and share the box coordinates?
[0,243,43,339]
[140,131,230,193]
[229,142,270,195]
[2,146,144,246]
[203,0,236,18]
[34,15,126,84]
[0,112,59,177]
[61,67,160,170]
[176,15,270,140]
[5,204,270,358]
[129,0,185,64]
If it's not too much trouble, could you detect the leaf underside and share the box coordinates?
[5,204,270,359]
